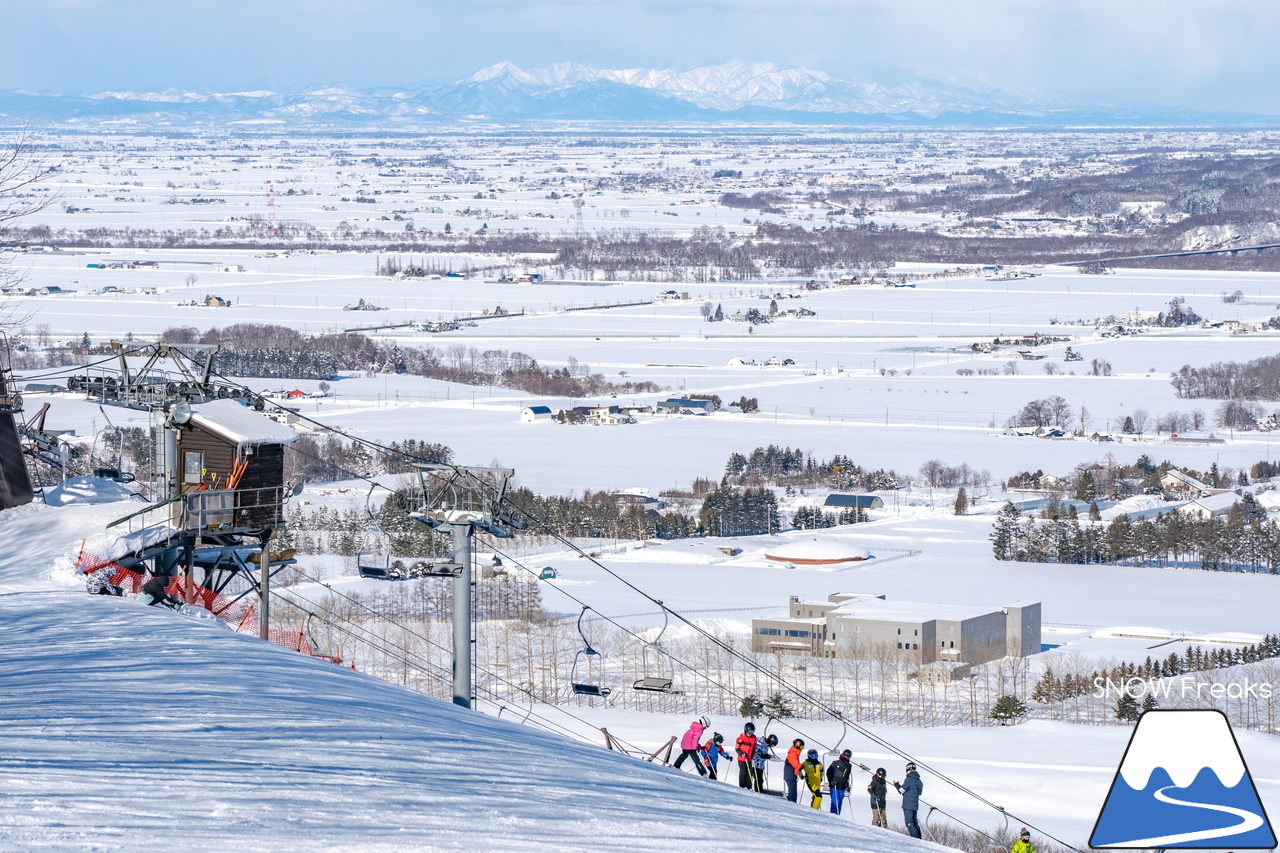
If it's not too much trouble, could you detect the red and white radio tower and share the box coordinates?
[266,184,278,236]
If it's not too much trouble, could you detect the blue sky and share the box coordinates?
[3,0,1279,113]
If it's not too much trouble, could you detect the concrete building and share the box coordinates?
[751,593,1041,668]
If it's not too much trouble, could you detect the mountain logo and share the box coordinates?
[1091,709,1276,848]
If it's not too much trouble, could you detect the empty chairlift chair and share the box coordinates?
[823,712,849,760]
[633,602,681,694]
[571,606,611,698]
[358,484,464,579]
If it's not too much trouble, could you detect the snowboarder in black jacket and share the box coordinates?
[140,573,184,610]
[867,766,888,828]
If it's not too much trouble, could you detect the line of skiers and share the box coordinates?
[675,719,929,835]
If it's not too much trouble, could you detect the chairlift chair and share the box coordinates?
[823,712,849,760]
[632,602,681,694]
[359,484,463,579]
[357,551,393,580]
[570,606,611,697]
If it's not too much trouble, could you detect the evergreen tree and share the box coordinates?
[989,694,1027,725]
[1075,470,1097,501]
[1122,415,1136,434]
[1141,694,1159,714]
[1115,693,1139,722]
[954,486,968,516]
[713,303,724,322]
[763,692,795,719]
[991,501,1021,560]
[739,694,764,718]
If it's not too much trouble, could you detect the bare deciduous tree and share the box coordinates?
[0,131,57,330]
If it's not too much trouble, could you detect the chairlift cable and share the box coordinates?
[270,586,584,743]
[172,361,1070,845]
[278,569,637,751]
[494,516,1081,851]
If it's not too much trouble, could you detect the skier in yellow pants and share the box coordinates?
[800,749,825,809]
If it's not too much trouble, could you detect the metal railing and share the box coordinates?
[179,486,285,531]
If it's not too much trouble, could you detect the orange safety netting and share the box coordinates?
[75,543,329,660]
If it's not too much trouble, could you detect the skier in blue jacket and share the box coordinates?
[699,732,730,780]
[893,762,924,838]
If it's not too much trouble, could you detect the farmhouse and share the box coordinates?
[1160,469,1212,498]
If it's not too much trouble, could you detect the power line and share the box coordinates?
[277,566,643,753]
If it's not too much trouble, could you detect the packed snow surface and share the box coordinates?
[41,476,143,507]
[0,501,942,852]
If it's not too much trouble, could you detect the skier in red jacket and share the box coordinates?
[734,722,757,789]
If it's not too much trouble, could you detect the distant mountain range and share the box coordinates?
[1,61,1275,127]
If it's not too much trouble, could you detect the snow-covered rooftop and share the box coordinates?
[189,399,299,448]
[828,597,1004,624]
[764,539,871,564]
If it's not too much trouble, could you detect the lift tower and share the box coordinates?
[411,464,523,709]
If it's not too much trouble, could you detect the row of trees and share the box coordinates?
[1034,634,1280,708]
[1171,353,1280,402]
[991,499,1280,572]
[158,324,661,397]
[791,505,866,530]
[722,446,908,492]
[284,434,452,485]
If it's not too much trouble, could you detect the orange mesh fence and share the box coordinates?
[77,547,327,662]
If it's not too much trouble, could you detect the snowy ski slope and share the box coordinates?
[0,501,943,852]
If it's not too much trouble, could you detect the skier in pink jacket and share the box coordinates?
[673,716,710,776]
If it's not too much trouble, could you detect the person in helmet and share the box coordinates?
[674,716,709,776]
[783,738,805,803]
[800,748,824,809]
[868,766,888,827]
[735,722,758,789]
[751,733,778,794]
[699,732,730,780]
[826,748,854,815]
[893,761,923,838]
